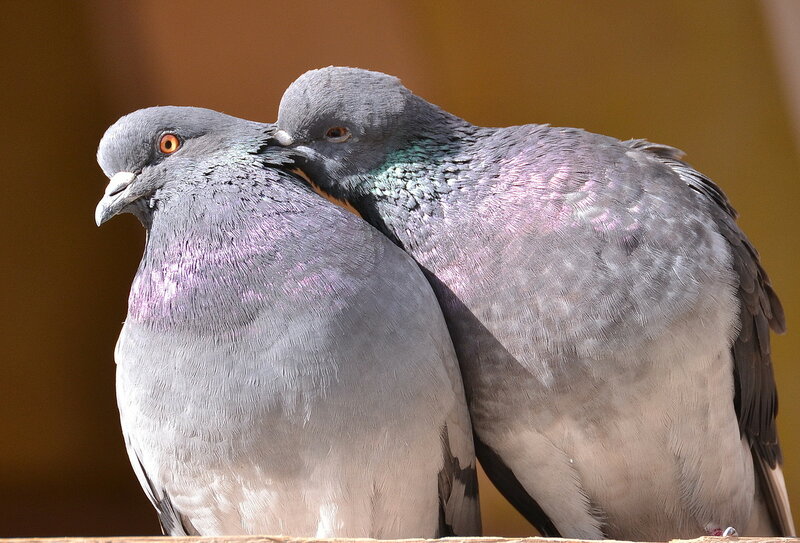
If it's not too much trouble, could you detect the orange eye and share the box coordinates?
[159,134,181,154]
[325,126,351,143]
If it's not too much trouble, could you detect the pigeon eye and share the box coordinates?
[325,126,351,143]
[159,134,181,154]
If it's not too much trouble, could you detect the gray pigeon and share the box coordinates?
[273,66,794,540]
[94,106,480,538]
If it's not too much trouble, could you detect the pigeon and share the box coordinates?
[273,66,794,540]
[94,106,481,538]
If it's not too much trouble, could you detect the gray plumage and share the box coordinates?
[94,106,480,538]
[274,66,794,540]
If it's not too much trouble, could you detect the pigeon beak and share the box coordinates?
[273,129,294,146]
[95,171,138,226]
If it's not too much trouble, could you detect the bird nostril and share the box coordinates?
[107,185,126,197]
[104,171,137,197]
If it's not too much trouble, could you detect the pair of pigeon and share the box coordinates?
[95,67,794,540]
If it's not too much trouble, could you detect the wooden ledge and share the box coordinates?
[3,536,799,543]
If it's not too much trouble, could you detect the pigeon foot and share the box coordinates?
[708,526,738,537]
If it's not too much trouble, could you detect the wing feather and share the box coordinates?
[627,139,794,535]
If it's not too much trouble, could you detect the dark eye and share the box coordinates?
[324,126,351,143]
[159,133,181,154]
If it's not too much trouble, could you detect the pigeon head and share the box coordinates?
[274,67,448,197]
[95,106,271,226]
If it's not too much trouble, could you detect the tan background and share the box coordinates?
[1,0,798,537]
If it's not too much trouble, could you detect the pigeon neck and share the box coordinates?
[141,171,308,259]
[349,124,481,250]
[128,172,318,329]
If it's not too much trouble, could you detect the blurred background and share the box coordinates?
[1,0,798,537]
